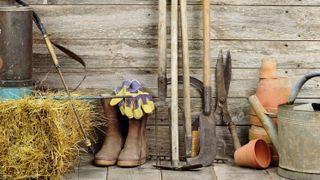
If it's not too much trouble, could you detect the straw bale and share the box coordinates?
[0,95,95,179]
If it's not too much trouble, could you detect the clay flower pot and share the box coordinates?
[259,58,277,79]
[234,139,271,169]
[255,77,291,114]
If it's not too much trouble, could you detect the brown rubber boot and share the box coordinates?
[94,99,124,166]
[117,115,148,167]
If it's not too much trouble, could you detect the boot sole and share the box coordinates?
[94,159,117,166]
[117,158,146,167]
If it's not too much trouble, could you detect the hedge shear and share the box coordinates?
[215,50,241,151]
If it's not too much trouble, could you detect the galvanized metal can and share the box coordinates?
[0,1,33,99]
[278,104,320,180]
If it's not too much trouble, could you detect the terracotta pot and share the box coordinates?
[250,114,277,127]
[249,125,271,143]
[255,77,291,114]
[259,58,277,79]
[234,139,271,169]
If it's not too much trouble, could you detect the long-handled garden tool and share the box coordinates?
[181,0,192,158]
[16,0,93,151]
[187,0,217,166]
[154,0,169,167]
[154,0,201,171]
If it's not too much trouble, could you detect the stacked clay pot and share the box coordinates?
[249,58,291,166]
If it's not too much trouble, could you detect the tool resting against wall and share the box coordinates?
[15,0,93,151]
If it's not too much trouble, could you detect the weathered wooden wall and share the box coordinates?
[28,0,320,157]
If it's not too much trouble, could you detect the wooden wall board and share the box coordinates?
[146,125,249,157]
[30,5,320,40]
[33,39,320,69]
[33,70,320,98]
[27,0,320,6]
[92,97,250,125]
[23,0,320,158]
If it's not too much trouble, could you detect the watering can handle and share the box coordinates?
[288,70,320,104]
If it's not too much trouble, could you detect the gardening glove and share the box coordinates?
[133,96,144,119]
[136,91,155,114]
[110,80,132,106]
[110,79,155,119]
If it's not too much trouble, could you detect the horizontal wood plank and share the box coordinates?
[31,5,320,40]
[146,125,250,158]
[33,39,320,69]
[33,69,320,98]
[107,162,162,180]
[161,163,217,180]
[27,0,320,6]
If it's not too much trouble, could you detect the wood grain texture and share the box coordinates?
[34,39,320,69]
[214,163,274,180]
[27,0,320,6]
[27,0,320,159]
[146,125,249,158]
[33,69,320,98]
[31,5,320,40]
[161,163,217,180]
[107,162,162,180]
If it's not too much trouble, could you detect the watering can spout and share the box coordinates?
[249,95,279,151]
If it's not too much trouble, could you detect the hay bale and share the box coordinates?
[0,95,95,179]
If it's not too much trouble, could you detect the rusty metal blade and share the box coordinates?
[187,113,217,167]
[216,50,226,101]
[224,51,232,94]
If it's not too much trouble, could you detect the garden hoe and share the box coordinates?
[153,0,169,168]
[153,0,202,171]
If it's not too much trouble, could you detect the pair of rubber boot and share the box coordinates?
[94,99,147,167]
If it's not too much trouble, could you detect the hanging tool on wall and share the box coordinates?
[15,0,93,151]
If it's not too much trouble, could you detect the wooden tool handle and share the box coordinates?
[158,0,167,102]
[202,0,212,115]
[191,130,200,157]
[228,122,241,150]
[203,0,211,86]
[171,0,179,165]
[180,0,192,158]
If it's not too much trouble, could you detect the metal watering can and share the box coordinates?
[249,71,320,180]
